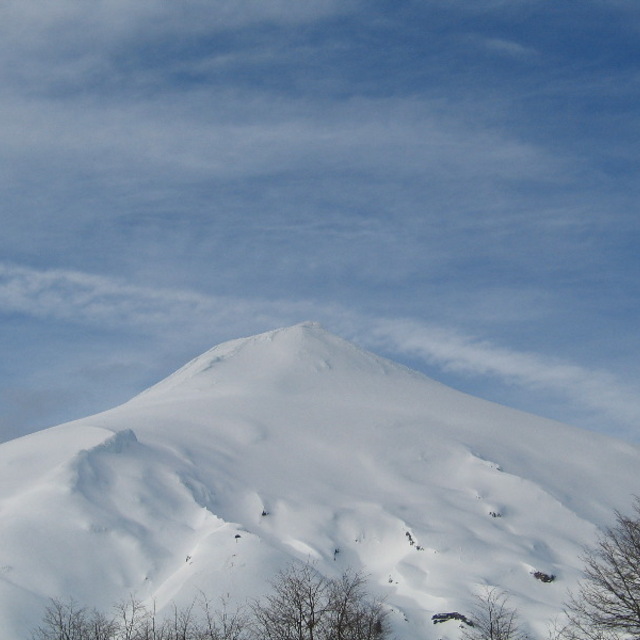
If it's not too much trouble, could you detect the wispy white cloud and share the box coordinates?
[1,86,577,284]
[0,92,557,182]
[0,0,354,52]
[365,319,640,430]
[0,0,358,99]
[0,263,317,337]
[481,37,539,59]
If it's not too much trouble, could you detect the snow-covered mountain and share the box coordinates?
[1,322,639,640]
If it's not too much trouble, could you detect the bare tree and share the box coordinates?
[167,601,198,640]
[113,595,149,640]
[327,569,388,640]
[33,598,89,640]
[251,563,332,640]
[251,563,389,640]
[564,498,640,640]
[463,588,527,640]
[33,598,118,640]
[85,609,118,640]
[197,594,249,640]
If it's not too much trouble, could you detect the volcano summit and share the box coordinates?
[1,323,638,640]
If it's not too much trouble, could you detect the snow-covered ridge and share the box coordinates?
[135,322,429,399]
[0,323,638,640]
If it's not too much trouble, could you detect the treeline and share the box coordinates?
[33,564,389,640]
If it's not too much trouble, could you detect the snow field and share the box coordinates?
[0,323,638,640]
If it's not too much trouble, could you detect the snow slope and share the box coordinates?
[1,322,638,639]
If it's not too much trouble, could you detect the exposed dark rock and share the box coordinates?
[532,571,556,583]
[432,612,474,626]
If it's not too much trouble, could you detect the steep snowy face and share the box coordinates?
[0,323,639,640]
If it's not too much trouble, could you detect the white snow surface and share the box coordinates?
[1,322,639,639]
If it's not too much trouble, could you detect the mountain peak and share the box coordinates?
[136,322,419,400]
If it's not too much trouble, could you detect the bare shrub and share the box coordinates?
[33,598,89,640]
[251,564,389,640]
[251,563,332,640]
[463,587,527,640]
[327,569,388,640]
[196,594,249,640]
[33,598,118,640]
[564,498,640,640]
[33,563,388,640]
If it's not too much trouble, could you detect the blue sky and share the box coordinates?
[1,0,639,443]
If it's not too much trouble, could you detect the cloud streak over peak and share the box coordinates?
[368,320,640,430]
[1,263,638,441]
[0,2,638,443]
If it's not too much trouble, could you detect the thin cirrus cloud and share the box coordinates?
[1,263,637,439]
[479,37,539,59]
[0,0,355,50]
[366,319,640,431]
[0,89,572,282]
[0,263,323,338]
[0,92,556,182]
[0,1,358,105]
